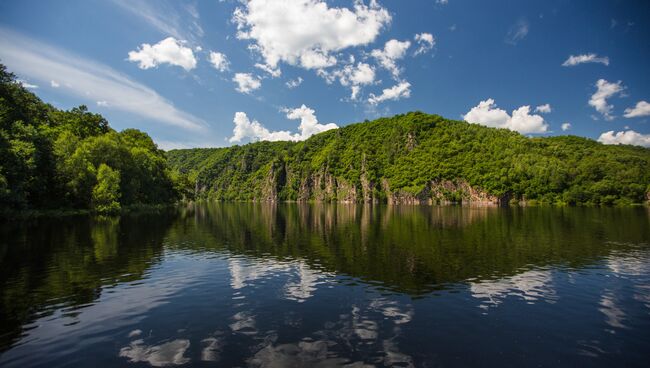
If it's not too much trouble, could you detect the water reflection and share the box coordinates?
[243,297,416,367]
[470,269,557,309]
[284,261,328,303]
[0,204,648,367]
[171,203,649,295]
[0,214,174,350]
[119,336,190,367]
[599,290,626,330]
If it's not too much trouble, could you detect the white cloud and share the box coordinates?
[341,62,376,86]
[598,130,650,147]
[298,50,337,69]
[285,77,303,89]
[589,79,624,121]
[230,112,296,142]
[285,104,339,139]
[414,33,435,55]
[128,37,197,71]
[319,62,376,100]
[17,79,38,89]
[229,105,337,143]
[350,85,361,101]
[436,0,449,4]
[371,39,411,78]
[96,100,109,107]
[535,103,552,113]
[51,80,60,88]
[562,53,609,67]
[463,99,549,134]
[0,27,205,131]
[505,18,529,45]
[232,0,391,70]
[561,122,571,131]
[232,73,261,94]
[208,51,229,72]
[111,0,204,44]
[368,81,411,105]
[254,63,281,78]
[623,100,650,118]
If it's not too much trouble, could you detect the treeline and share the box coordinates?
[0,64,186,214]
[168,112,650,206]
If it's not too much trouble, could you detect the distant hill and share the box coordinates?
[167,112,650,206]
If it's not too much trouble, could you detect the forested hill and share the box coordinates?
[0,64,184,214]
[168,112,650,206]
[2,61,648,210]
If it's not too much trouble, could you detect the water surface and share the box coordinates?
[1,204,649,367]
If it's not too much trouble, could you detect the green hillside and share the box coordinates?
[168,112,650,206]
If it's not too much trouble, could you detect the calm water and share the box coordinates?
[1,204,649,367]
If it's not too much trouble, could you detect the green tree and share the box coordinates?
[92,164,121,214]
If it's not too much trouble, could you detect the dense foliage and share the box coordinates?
[168,113,650,206]
[0,64,180,213]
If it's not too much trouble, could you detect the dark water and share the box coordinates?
[1,204,649,367]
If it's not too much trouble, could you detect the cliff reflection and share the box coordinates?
[167,203,650,296]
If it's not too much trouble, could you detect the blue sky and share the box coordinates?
[1,0,649,149]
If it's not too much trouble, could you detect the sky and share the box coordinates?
[1,0,649,149]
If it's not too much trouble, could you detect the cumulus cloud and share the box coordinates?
[232,0,391,70]
[535,104,552,113]
[371,39,411,78]
[562,53,609,67]
[319,62,376,100]
[0,28,205,131]
[128,37,197,71]
[229,105,337,143]
[208,51,229,72]
[344,62,376,86]
[598,130,650,147]
[623,100,650,118]
[505,18,529,45]
[285,77,303,89]
[285,104,339,139]
[414,33,435,55]
[230,112,296,142]
[368,81,411,105]
[233,73,261,94]
[50,80,60,88]
[254,63,281,78]
[561,122,571,131]
[463,99,549,134]
[589,79,624,120]
[338,62,375,86]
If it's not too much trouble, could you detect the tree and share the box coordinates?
[92,164,121,214]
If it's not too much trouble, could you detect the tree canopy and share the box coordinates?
[0,64,181,213]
